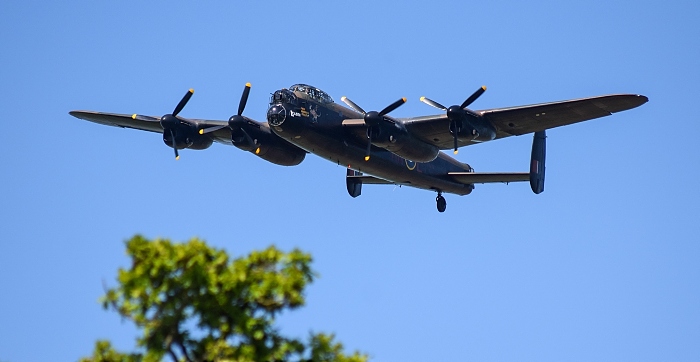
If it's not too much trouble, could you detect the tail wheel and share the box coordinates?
[436,193,447,213]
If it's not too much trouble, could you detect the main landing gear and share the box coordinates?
[436,191,447,213]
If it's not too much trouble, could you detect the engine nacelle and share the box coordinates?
[457,116,497,142]
[250,141,306,166]
[382,133,440,162]
[371,124,440,162]
[231,127,306,166]
[162,131,213,150]
[187,136,214,150]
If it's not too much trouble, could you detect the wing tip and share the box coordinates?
[69,110,93,119]
[614,94,649,111]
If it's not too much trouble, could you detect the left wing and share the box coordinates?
[402,94,648,149]
[481,94,648,137]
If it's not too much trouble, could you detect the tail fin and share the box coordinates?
[346,169,362,198]
[530,131,546,194]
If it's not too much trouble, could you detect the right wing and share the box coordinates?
[70,110,308,166]
[70,110,248,145]
[69,111,163,133]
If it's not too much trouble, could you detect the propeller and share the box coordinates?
[169,129,179,160]
[197,83,258,152]
[160,89,195,160]
[341,96,406,161]
[227,83,258,153]
[420,85,486,154]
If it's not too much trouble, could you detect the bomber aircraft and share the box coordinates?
[70,84,647,212]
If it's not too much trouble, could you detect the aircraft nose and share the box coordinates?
[267,105,286,126]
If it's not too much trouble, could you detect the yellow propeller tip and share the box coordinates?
[175,156,180,160]
[131,114,137,119]
[454,150,459,155]
[340,96,347,101]
[364,156,370,161]
[198,129,204,134]
[255,148,261,154]
[401,97,407,102]
[246,82,251,87]
[189,88,194,93]
[481,85,487,90]
[419,96,425,101]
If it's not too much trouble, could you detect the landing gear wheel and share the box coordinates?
[436,192,447,213]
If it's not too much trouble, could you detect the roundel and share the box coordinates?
[405,159,416,170]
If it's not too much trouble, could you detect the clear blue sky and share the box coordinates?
[1,1,699,361]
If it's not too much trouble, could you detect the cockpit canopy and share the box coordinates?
[270,89,296,105]
[289,84,334,104]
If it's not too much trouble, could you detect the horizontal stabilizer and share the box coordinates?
[346,170,395,198]
[448,172,529,184]
[346,175,396,184]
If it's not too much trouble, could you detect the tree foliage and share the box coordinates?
[81,235,367,362]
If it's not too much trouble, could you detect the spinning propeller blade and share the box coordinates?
[461,86,487,109]
[228,83,258,152]
[364,128,373,161]
[341,96,406,161]
[170,129,179,160]
[199,125,227,135]
[238,83,251,116]
[173,89,194,117]
[159,89,196,160]
[420,85,487,154]
[419,97,447,111]
[340,96,366,115]
[379,98,406,116]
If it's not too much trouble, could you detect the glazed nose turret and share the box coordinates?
[267,105,287,126]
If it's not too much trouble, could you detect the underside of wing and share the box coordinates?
[402,114,471,150]
[482,94,648,137]
[402,94,647,149]
[69,110,233,144]
[70,110,163,133]
[448,172,530,184]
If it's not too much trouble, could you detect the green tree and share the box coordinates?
[81,235,367,362]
